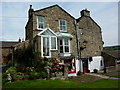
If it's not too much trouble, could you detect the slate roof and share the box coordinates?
[0,41,19,48]
[102,50,120,59]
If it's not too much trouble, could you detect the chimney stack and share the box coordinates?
[28,5,34,18]
[81,8,90,17]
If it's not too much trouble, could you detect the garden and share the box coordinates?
[2,57,65,84]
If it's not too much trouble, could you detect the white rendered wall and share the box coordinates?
[88,56,104,72]
[68,73,77,76]
[76,59,80,73]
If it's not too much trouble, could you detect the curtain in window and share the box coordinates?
[43,37,49,56]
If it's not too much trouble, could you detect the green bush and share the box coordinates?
[14,72,24,81]
[23,75,29,79]
[34,62,48,72]
[77,71,82,75]
[39,71,48,79]
[2,72,8,84]
[14,75,23,81]
[26,67,36,74]
[6,67,17,81]
[29,72,39,79]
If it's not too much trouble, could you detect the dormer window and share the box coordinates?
[59,20,67,32]
[37,16,44,29]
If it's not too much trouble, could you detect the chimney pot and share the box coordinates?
[30,5,32,9]
[81,9,90,17]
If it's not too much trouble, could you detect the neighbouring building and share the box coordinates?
[0,41,19,65]
[102,50,120,73]
[24,4,104,76]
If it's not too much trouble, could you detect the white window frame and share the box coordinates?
[59,39,70,54]
[41,35,57,58]
[37,16,45,30]
[59,20,67,32]
[50,36,57,50]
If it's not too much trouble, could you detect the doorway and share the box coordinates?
[82,59,88,73]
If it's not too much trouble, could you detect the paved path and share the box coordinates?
[85,73,120,79]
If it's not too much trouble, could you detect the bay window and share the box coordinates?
[42,36,57,57]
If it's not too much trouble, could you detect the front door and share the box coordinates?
[82,60,88,73]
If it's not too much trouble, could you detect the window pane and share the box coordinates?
[60,20,65,25]
[65,46,69,52]
[60,46,63,53]
[38,16,44,22]
[39,23,43,29]
[60,20,67,31]
[62,21,65,25]
[64,39,68,45]
[51,37,56,49]
[43,37,49,56]
[60,39,63,45]
[62,26,66,31]
[38,16,44,29]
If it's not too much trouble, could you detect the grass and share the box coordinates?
[3,78,119,88]
[110,75,120,78]
[97,72,120,78]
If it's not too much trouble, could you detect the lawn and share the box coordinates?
[3,78,119,88]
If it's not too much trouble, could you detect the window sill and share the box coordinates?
[59,53,71,57]
[50,49,58,51]
[60,30,67,33]
[37,28,44,31]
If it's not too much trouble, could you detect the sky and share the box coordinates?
[0,1,118,46]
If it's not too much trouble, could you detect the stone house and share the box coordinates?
[25,5,104,76]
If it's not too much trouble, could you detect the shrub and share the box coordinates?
[14,75,23,81]
[6,67,17,81]
[34,62,48,72]
[29,72,39,79]
[23,75,29,79]
[77,71,82,75]
[26,67,36,74]
[2,72,8,84]
[14,72,24,81]
[39,71,48,79]
[93,69,98,73]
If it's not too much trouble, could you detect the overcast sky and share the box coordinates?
[0,1,118,46]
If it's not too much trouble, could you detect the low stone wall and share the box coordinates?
[104,66,117,73]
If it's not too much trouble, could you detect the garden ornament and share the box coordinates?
[7,73,12,83]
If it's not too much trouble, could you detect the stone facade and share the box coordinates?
[77,9,103,57]
[25,5,103,59]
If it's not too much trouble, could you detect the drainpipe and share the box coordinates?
[75,20,81,72]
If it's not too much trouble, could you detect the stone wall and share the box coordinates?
[32,5,78,57]
[77,10,103,57]
[25,5,103,58]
